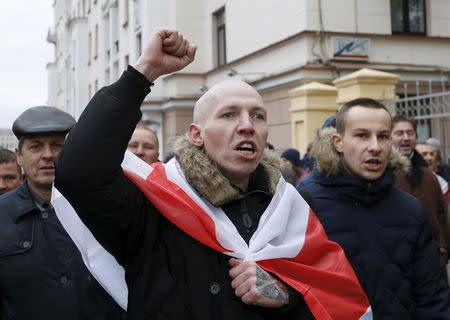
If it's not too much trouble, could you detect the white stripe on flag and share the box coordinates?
[51,186,128,310]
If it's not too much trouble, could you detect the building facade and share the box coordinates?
[0,129,18,150]
[48,0,450,156]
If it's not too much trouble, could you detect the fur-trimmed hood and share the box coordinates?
[171,135,281,206]
[312,127,409,176]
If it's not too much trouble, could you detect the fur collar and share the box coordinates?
[312,127,409,176]
[172,135,281,206]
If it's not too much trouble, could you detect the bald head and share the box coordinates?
[188,79,267,191]
[193,80,263,126]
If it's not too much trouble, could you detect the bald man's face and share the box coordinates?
[189,81,268,190]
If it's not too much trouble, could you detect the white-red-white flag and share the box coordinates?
[53,151,372,319]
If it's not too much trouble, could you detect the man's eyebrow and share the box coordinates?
[251,106,266,112]
[351,128,370,132]
[28,139,43,144]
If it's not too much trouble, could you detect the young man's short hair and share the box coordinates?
[336,98,391,134]
[392,115,417,133]
[0,148,21,173]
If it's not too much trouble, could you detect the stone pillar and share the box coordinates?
[333,68,400,114]
[289,82,338,154]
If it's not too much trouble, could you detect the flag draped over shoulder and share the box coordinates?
[52,151,373,320]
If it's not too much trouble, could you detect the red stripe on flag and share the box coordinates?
[258,209,370,320]
[123,163,231,253]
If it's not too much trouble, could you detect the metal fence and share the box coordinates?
[383,81,450,163]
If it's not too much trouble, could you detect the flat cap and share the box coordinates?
[12,106,76,139]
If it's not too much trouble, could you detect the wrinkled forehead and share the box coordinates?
[393,121,414,131]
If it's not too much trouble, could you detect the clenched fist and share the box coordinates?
[134,28,197,82]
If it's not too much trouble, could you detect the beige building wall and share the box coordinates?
[261,85,299,151]
[162,108,194,155]
[48,0,450,155]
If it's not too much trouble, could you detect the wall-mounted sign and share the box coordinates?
[332,36,370,61]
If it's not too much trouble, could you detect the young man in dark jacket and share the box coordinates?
[54,29,374,320]
[0,107,124,319]
[299,98,449,319]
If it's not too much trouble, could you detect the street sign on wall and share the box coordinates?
[332,36,370,61]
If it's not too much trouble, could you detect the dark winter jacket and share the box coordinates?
[54,68,313,320]
[0,181,124,320]
[299,127,450,320]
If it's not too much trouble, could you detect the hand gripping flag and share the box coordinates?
[52,151,373,319]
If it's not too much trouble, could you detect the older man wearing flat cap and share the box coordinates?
[0,106,124,320]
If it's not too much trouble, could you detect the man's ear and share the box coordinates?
[187,123,204,147]
[15,148,23,166]
[331,133,344,153]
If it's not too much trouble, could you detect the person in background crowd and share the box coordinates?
[296,116,336,190]
[415,142,449,199]
[127,125,159,164]
[426,137,450,183]
[416,142,450,270]
[0,148,22,195]
[301,142,314,172]
[391,115,448,268]
[0,106,125,320]
[298,98,449,319]
[267,143,299,186]
[280,148,302,185]
[280,166,298,186]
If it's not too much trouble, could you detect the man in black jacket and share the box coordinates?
[0,106,124,319]
[299,98,449,319]
[54,29,372,320]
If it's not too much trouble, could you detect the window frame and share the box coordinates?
[391,0,427,35]
[214,7,226,67]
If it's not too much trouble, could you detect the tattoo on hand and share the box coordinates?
[255,266,289,302]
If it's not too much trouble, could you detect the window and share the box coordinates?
[123,0,129,27]
[214,8,226,66]
[105,68,110,85]
[136,32,142,59]
[113,61,119,81]
[94,24,98,59]
[391,0,426,34]
[88,32,92,65]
